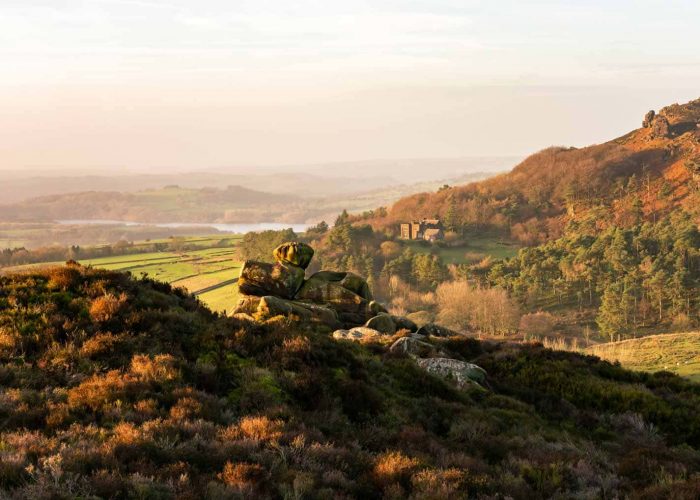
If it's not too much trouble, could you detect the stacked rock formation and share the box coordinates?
[232,241,487,388]
[233,241,398,330]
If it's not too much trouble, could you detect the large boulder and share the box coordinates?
[238,260,305,299]
[642,110,655,128]
[257,296,340,327]
[296,276,369,314]
[365,313,396,334]
[304,271,373,301]
[273,242,315,269]
[415,358,487,388]
[416,323,459,338]
[332,327,384,343]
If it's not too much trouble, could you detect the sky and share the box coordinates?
[1,0,699,172]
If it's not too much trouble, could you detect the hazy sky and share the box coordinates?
[1,0,699,171]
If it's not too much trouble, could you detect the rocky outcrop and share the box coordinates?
[238,260,305,299]
[643,110,655,128]
[231,242,386,329]
[650,115,671,139]
[415,358,487,388]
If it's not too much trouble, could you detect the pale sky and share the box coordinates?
[1,0,699,171]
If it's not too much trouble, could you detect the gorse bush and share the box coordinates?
[0,265,698,498]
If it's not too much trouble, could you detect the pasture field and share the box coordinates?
[406,236,520,265]
[3,235,243,314]
[585,332,700,383]
[79,246,242,314]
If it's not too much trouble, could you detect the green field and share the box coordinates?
[406,236,520,265]
[586,332,700,382]
[4,236,243,315]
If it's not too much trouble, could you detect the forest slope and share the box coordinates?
[366,98,700,244]
[0,265,698,497]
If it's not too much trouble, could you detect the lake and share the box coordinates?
[57,219,310,234]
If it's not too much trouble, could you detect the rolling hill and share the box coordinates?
[365,98,700,244]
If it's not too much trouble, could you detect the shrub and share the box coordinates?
[519,311,557,337]
[89,293,126,322]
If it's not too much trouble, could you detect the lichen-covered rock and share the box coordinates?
[415,358,487,388]
[296,277,368,313]
[392,315,418,332]
[416,323,459,338]
[273,242,315,269]
[365,313,396,334]
[305,271,373,301]
[238,260,305,299]
[388,337,437,357]
[231,295,261,315]
[332,327,384,342]
[257,296,339,327]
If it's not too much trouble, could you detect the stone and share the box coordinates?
[650,115,671,138]
[273,242,315,269]
[388,336,437,357]
[365,313,396,334]
[231,295,262,315]
[415,358,487,388]
[238,260,305,299]
[229,312,255,322]
[416,323,459,338]
[305,271,373,301]
[392,315,418,332]
[296,277,369,314]
[332,327,384,342]
[257,296,339,327]
[339,312,372,327]
[643,110,655,128]
[369,300,388,315]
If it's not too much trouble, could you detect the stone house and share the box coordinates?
[400,219,444,241]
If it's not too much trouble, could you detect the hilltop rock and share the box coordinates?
[650,115,671,138]
[238,260,305,299]
[643,110,655,128]
[365,313,396,334]
[273,241,315,269]
[415,358,487,388]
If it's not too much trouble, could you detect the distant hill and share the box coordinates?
[366,98,700,244]
[0,265,699,497]
[0,172,498,229]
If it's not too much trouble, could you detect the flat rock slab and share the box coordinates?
[332,327,385,343]
[415,357,487,388]
[389,337,439,357]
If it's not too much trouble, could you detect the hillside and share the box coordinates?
[367,98,700,244]
[0,265,699,497]
[586,332,700,383]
